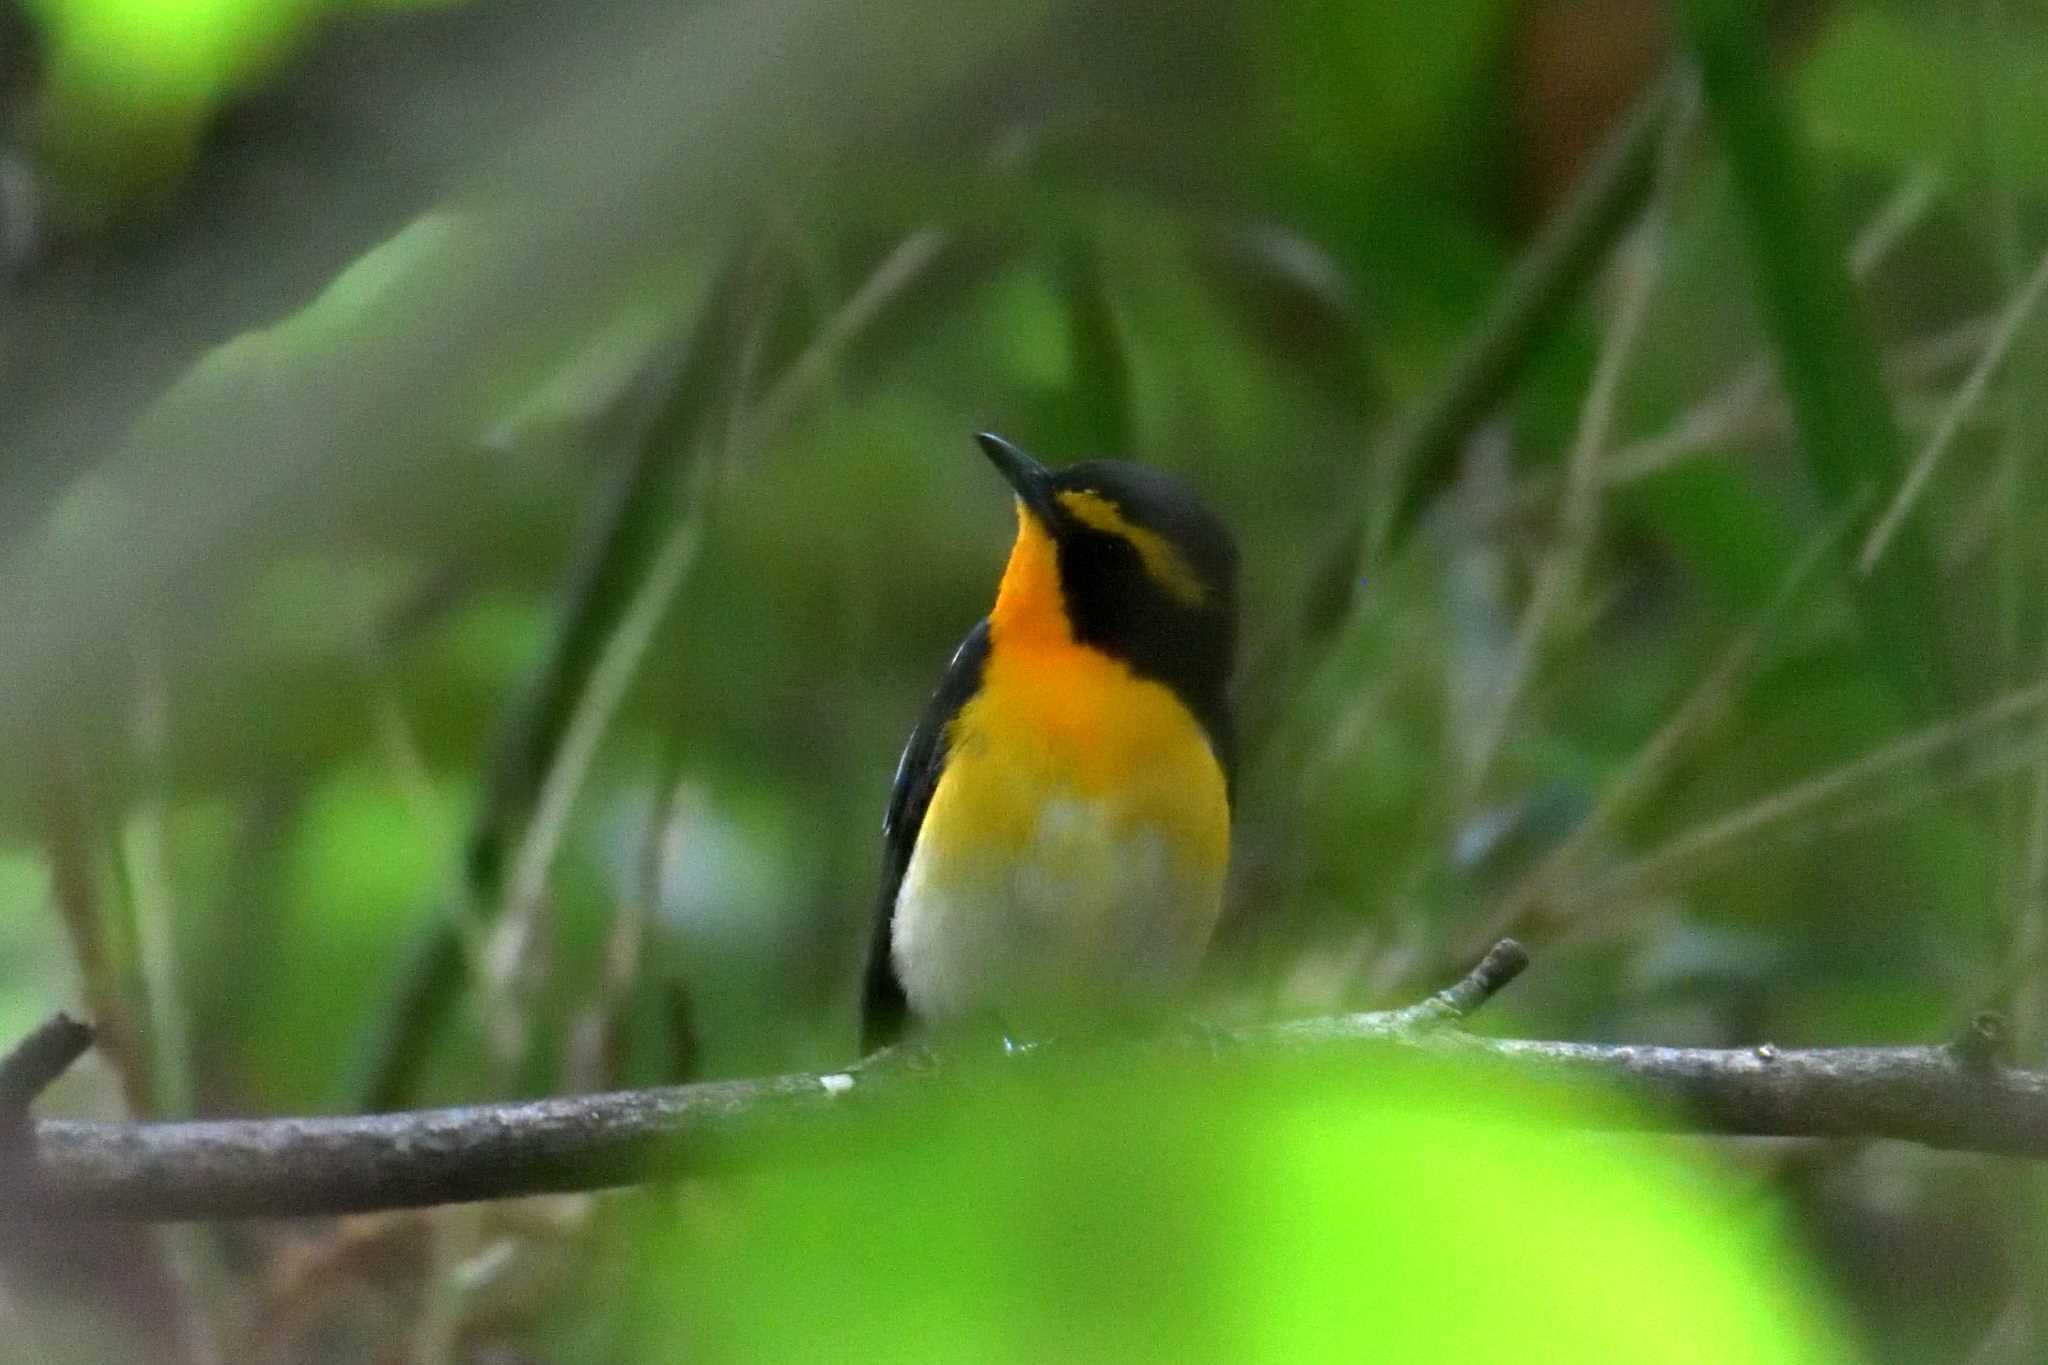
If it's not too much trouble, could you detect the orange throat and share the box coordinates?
[988,502,1071,650]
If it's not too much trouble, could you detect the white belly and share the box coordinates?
[891,795,1222,1034]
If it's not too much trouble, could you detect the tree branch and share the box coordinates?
[1384,936,1530,1028]
[0,1012,94,1119]
[9,944,2048,1222]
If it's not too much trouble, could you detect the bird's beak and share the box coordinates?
[976,431,1059,525]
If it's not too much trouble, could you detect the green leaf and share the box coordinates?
[640,1052,1850,1364]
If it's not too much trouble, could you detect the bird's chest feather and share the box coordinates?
[890,640,1229,1025]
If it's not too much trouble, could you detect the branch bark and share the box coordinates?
[15,1033,2047,1223]
[8,943,2048,1222]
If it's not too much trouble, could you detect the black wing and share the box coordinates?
[861,618,991,1051]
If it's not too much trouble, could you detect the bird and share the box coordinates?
[862,432,1238,1051]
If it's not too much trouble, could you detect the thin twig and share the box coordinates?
[1247,64,1685,770]
[358,639,500,1033]
[41,771,152,1118]
[485,488,709,1070]
[1460,109,1686,794]
[1392,938,1530,1026]
[126,658,193,1119]
[0,1013,95,1117]
[1688,0,1964,716]
[1363,62,1688,560]
[566,740,693,1093]
[1789,723,2046,849]
[1953,1012,2013,1072]
[1572,673,2048,912]
[1848,166,1943,279]
[490,231,950,1076]
[362,227,953,1111]
[1567,167,1958,495]
[1570,313,1995,493]
[734,227,951,450]
[411,1204,489,1365]
[1482,498,1863,946]
[357,241,776,1111]
[1859,243,2048,573]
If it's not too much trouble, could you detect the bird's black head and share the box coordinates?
[979,432,1238,756]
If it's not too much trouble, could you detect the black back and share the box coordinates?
[861,619,990,1050]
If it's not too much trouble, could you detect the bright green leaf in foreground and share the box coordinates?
[641,1051,1851,1365]
[25,0,460,205]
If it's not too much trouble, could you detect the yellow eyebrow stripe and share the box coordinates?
[1056,489,1210,606]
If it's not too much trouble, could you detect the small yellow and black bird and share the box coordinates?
[863,432,1238,1049]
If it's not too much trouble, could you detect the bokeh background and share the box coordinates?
[1,0,2045,1360]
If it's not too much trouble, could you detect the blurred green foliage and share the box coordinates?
[644,1053,1847,1363]
[3,0,2048,1360]
[26,0,450,207]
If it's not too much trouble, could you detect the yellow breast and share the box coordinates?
[938,637,1230,865]
[890,633,1231,1028]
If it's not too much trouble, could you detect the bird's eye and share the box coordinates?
[1054,490,1208,606]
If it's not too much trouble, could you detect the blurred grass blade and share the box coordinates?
[485,488,710,1075]
[1362,61,1685,564]
[363,221,958,1108]
[0,0,1059,766]
[358,241,775,1111]
[1055,233,1135,454]
[1579,672,2048,910]
[1859,243,2048,573]
[1486,495,1864,945]
[1461,102,1690,797]
[1680,0,1970,713]
[1257,62,1683,770]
